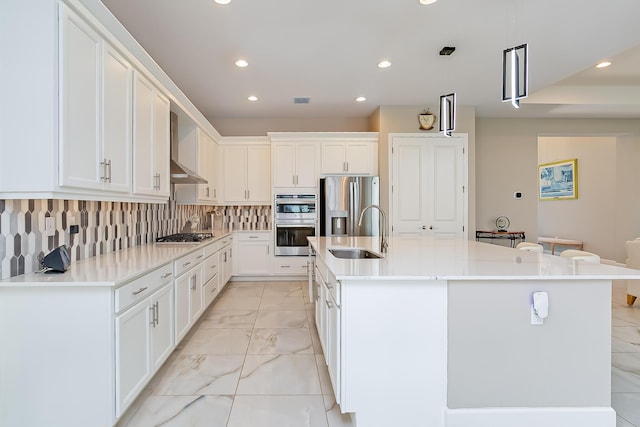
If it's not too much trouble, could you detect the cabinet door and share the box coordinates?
[273,143,296,187]
[102,43,132,193]
[247,145,271,202]
[115,297,151,416]
[223,145,248,202]
[132,73,155,195]
[237,241,270,275]
[174,271,191,343]
[153,91,170,197]
[59,5,102,190]
[210,140,220,201]
[321,143,346,174]
[151,282,174,371]
[327,292,341,404]
[189,267,203,323]
[391,135,467,239]
[344,143,371,174]
[198,131,211,201]
[295,144,318,187]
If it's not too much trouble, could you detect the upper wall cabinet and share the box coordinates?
[132,71,170,199]
[223,142,271,204]
[175,127,220,204]
[321,139,378,176]
[271,142,319,189]
[58,4,132,194]
[0,3,174,202]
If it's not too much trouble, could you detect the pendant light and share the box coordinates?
[438,46,456,137]
[501,0,528,108]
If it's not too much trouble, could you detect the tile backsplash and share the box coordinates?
[0,199,271,280]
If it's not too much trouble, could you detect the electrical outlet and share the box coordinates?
[45,217,56,237]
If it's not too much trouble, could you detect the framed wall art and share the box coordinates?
[538,158,578,200]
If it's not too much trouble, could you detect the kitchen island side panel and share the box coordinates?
[0,285,115,427]
[447,279,611,408]
[341,279,448,427]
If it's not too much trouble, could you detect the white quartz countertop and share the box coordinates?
[309,236,640,281]
[0,231,235,287]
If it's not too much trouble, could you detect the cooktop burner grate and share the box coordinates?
[155,232,214,243]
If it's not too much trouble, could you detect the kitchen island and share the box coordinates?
[308,236,640,427]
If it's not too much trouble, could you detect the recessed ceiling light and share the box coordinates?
[377,60,392,69]
[214,0,231,4]
[235,59,248,68]
[596,61,612,68]
[248,95,258,101]
[419,0,438,4]
[355,96,367,102]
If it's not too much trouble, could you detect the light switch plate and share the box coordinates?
[45,217,56,237]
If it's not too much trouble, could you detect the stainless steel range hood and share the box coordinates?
[170,112,207,184]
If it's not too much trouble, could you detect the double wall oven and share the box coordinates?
[274,194,317,256]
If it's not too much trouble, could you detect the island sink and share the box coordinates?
[329,248,382,259]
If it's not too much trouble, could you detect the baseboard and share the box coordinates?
[445,407,615,427]
[229,275,307,282]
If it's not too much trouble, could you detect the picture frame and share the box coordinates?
[538,158,578,200]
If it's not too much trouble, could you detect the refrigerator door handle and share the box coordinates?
[350,179,359,235]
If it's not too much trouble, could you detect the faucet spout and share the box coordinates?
[358,205,388,253]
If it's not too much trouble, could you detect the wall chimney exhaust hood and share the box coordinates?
[170,112,208,184]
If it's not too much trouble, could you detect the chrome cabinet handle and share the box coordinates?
[183,261,191,267]
[106,159,112,183]
[132,286,148,295]
[161,272,171,279]
[149,305,155,326]
[196,255,204,259]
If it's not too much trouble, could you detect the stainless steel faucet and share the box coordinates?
[358,205,388,253]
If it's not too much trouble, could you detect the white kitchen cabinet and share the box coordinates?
[272,256,309,276]
[174,249,205,343]
[203,251,220,308]
[314,255,341,404]
[114,263,174,417]
[223,144,271,203]
[58,4,132,194]
[115,294,151,416]
[321,141,377,175]
[236,232,271,275]
[175,127,220,204]
[133,70,170,198]
[219,236,233,289]
[272,142,319,188]
[150,282,174,370]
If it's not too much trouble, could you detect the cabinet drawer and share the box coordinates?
[203,253,219,284]
[273,257,308,275]
[174,249,205,277]
[203,272,219,307]
[236,231,271,241]
[204,240,221,258]
[115,263,173,313]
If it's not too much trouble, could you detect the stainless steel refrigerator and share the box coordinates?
[319,176,380,237]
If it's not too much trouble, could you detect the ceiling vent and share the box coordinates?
[439,46,456,56]
[293,97,310,104]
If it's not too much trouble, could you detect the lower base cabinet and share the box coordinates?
[314,256,342,404]
[115,266,174,417]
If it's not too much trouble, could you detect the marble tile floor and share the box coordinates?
[117,280,353,427]
[612,281,640,427]
[117,280,640,427]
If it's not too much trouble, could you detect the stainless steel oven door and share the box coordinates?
[275,222,316,256]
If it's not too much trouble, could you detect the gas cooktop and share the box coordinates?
[155,232,214,243]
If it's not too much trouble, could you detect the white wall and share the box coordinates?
[476,118,640,263]
[538,137,617,259]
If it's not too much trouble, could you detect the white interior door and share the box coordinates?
[391,134,467,239]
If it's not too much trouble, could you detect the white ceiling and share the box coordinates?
[100,0,640,121]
